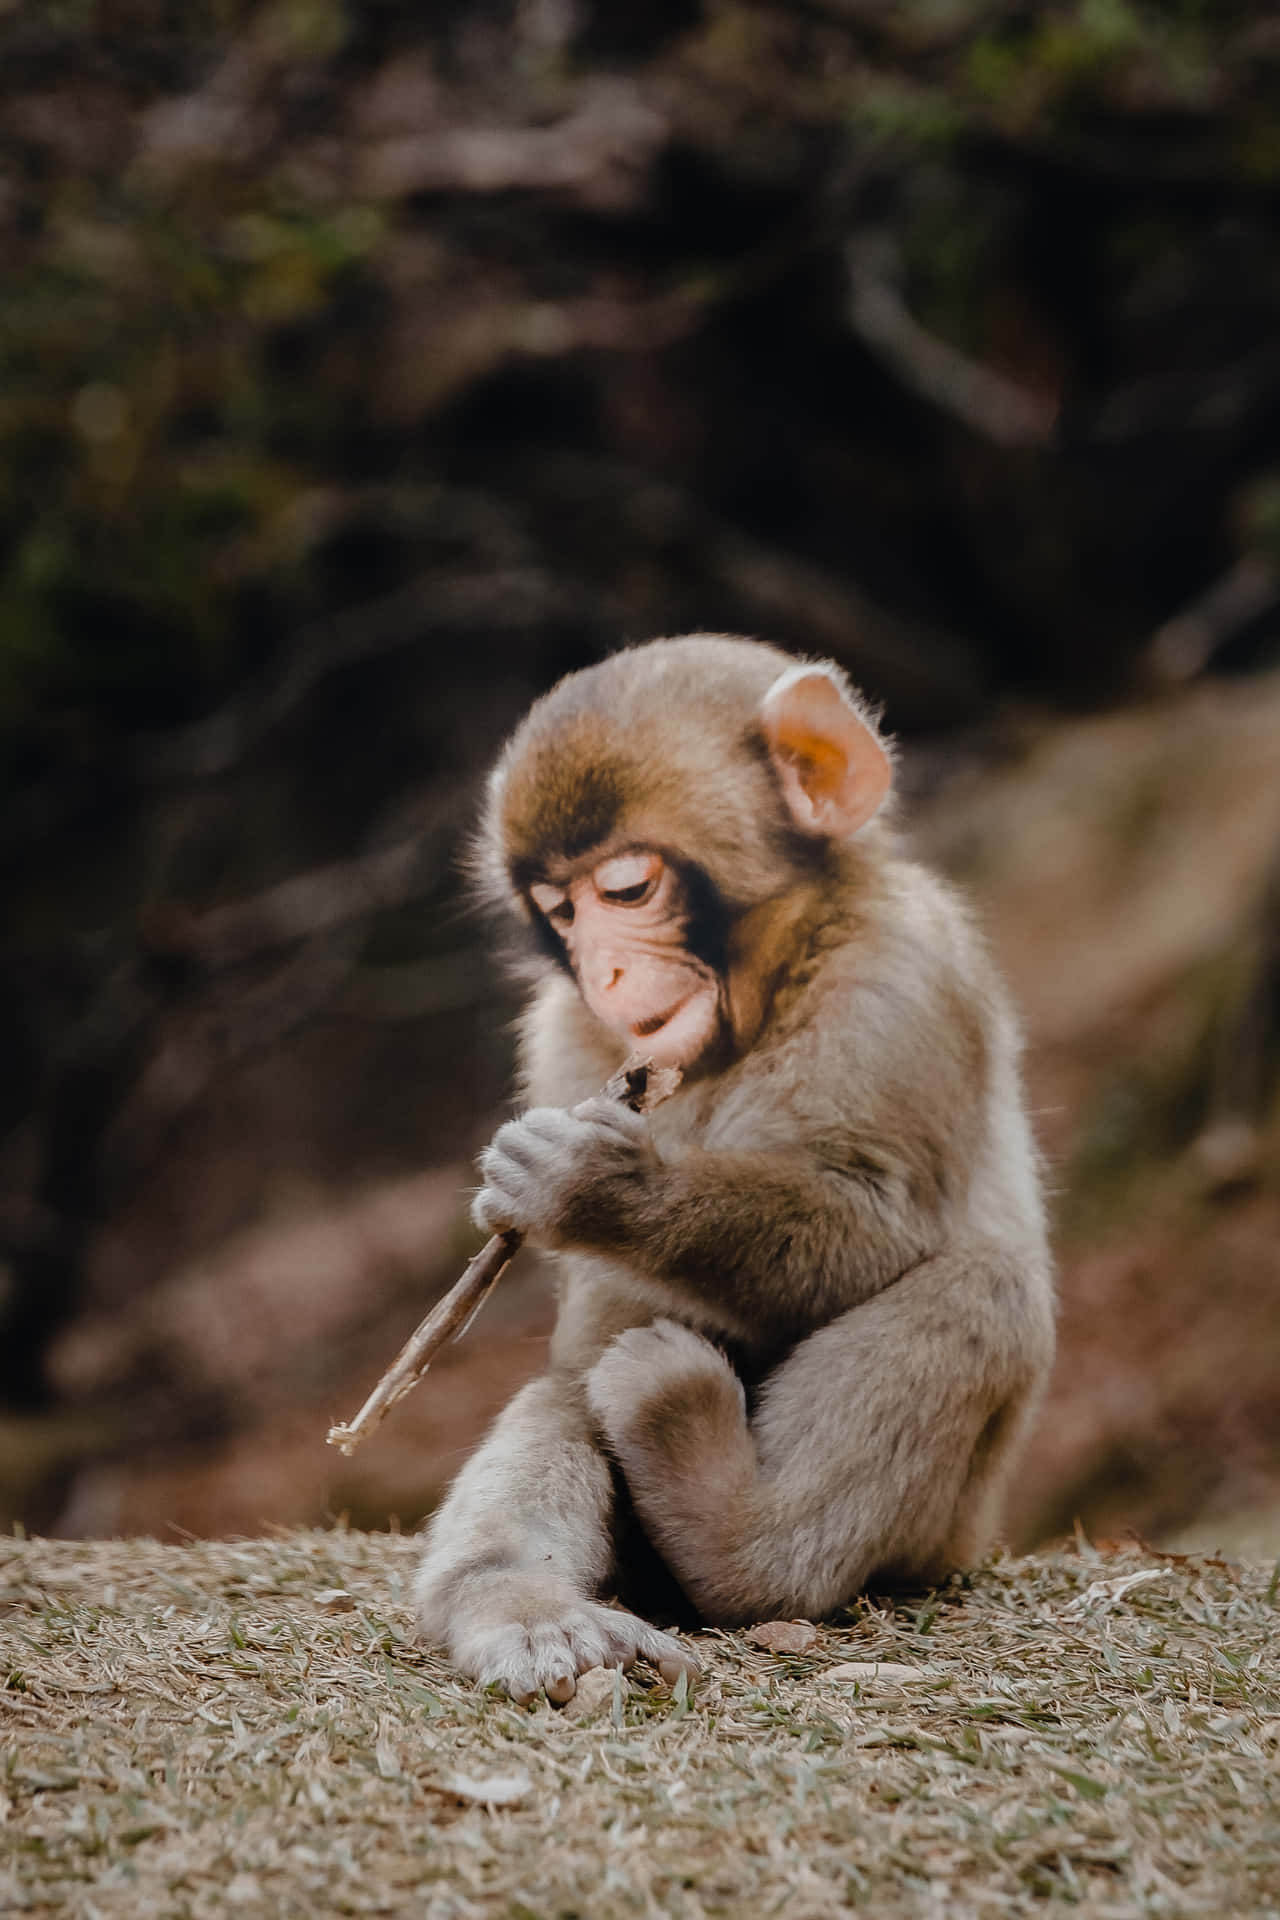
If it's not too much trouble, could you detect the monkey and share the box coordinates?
[412,634,1055,1703]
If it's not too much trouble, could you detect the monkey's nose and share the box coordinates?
[585,958,625,1000]
[586,949,625,987]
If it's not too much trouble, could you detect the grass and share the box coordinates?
[2,1532,1279,1917]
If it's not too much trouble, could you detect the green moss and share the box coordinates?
[1238,472,1280,562]
[848,76,965,150]
[962,0,1175,125]
[260,0,349,61]
[965,34,1028,107]
[898,187,1017,345]
[1234,118,1280,188]
[0,148,391,781]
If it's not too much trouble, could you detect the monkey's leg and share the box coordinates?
[412,1372,699,1701]
[585,1255,1051,1624]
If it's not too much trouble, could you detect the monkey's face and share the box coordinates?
[530,848,725,1070]
[489,637,896,1070]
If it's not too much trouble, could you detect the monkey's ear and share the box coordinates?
[760,665,892,838]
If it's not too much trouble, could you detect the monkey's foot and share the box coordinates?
[586,1318,748,1478]
[440,1571,699,1705]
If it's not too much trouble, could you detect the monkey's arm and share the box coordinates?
[474,1103,948,1337]
[601,1139,934,1326]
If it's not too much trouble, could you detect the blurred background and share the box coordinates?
[3,0,1280,1556]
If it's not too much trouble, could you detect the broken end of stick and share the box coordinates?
[326,1366,429,1456]
[610,1055,683,1113]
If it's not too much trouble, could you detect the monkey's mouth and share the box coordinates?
[623,980,725,1070]
[630,1003,690,1039]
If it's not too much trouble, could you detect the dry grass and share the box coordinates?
[2,1532,1278,1918]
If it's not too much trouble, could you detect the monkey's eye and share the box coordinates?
[530,883,573,926]
[593,851,663,907]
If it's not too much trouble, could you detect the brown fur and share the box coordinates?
[414,636,1054,1700]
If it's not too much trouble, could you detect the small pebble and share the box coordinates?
[315,1588,356,1612]
[744,1620,819,1655]
[560,1666,629,1718]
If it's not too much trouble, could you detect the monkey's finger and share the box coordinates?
[510,1106,579,1138]
[476,1135,556,1193]
[483,1116,562,1169]
[509,1676,573,1706]
[520,1617,617,1696]
[476,1142,518,1187]
[460,1619,574,1702]
[569,1096,649,1140]
[477,1146,553,1200]
[471,1181,523,1236]
[631,1621,701,1684]
[483,1113,600,1182]
[509,1103,646,1154]
[656,1652,699,1686]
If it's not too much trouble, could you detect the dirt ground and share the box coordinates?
[2,1530,1278,1918]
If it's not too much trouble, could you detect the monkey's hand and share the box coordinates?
[472,1097,654,1245]
[442,1570,699,1704]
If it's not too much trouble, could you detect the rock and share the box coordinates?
[444,1770,532,1807]
[822,1661,932,1686]
[743,1620,819,1655]
[560,1665,629,1718]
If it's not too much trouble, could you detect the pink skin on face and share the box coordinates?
[530,851,724,1071]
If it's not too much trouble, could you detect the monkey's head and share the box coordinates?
[482,635,893,1071]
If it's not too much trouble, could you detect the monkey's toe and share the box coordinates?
[453,1596,697,1704]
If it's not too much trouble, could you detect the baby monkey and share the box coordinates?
[414,635,1054,1701]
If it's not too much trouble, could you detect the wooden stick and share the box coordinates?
[325,1057,681,1456]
